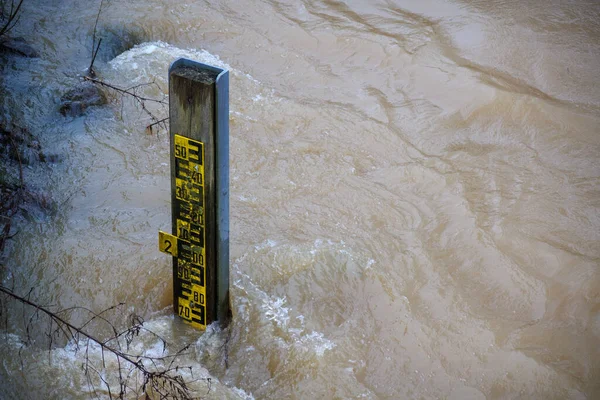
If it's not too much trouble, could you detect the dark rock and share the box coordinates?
[59,83,106,117]
[0,123,34,146]
[0,123,46,165]
[0,37,38,58]
[38,152,61,163]
[0,164,19,191]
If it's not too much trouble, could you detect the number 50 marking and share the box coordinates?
[174,135,189,160]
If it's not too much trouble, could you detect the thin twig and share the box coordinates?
[87,38,102,78]
[89,0,105,72]
[57,302,123,339]
[7,133,24,190]
[83,76,167,105]
[83,75,169,135]
[0,133,26,252]
[147,117,169,129]
[0,285,201,399]
[0,0,25,38]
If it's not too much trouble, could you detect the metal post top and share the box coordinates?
[169,58,228,81]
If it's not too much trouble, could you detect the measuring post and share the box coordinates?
[159,58,229,330]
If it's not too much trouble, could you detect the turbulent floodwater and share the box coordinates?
[1,0,599,398]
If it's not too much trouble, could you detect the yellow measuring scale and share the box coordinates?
[159,134,207,329]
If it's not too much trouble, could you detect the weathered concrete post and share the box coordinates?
[159,58,229,329]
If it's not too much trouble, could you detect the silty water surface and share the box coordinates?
[0,0,599,398]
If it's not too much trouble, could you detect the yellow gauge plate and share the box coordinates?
[159,134,207,330]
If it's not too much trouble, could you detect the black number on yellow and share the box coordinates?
[179,305,190,319]
[164,240,172,254]
[178,265,190,280]
[176,186,188,200]
[191,251,203,265]
[191,171,201,184]
[179,227,189,240]
[193,291,205,305]
[175,144,187,159]
[190,206,203,225]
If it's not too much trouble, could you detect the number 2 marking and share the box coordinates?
[159,231,178,257]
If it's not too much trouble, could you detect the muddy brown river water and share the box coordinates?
[1,0,599,398]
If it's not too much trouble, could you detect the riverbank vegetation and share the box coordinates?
[0,2,210,398]
[0,0,33,258]
[0,0,24,38]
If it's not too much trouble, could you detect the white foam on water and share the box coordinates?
[298,331,335,357]
[232,262,336,358]
[229,237,378,360]
[261,295,336,356]
[263,295,290,328]
[0,317,250,399]
[1,333,22,347]
[109,41,231,78]
[231,387,256,400]
[104,41,283,131]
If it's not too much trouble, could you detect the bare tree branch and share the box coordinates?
[83,75,169,135]
[0,0,24,38]
[81,0,169,136]
[83,76,167,105]
[0,285,203,399]
[87,0,106,77]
